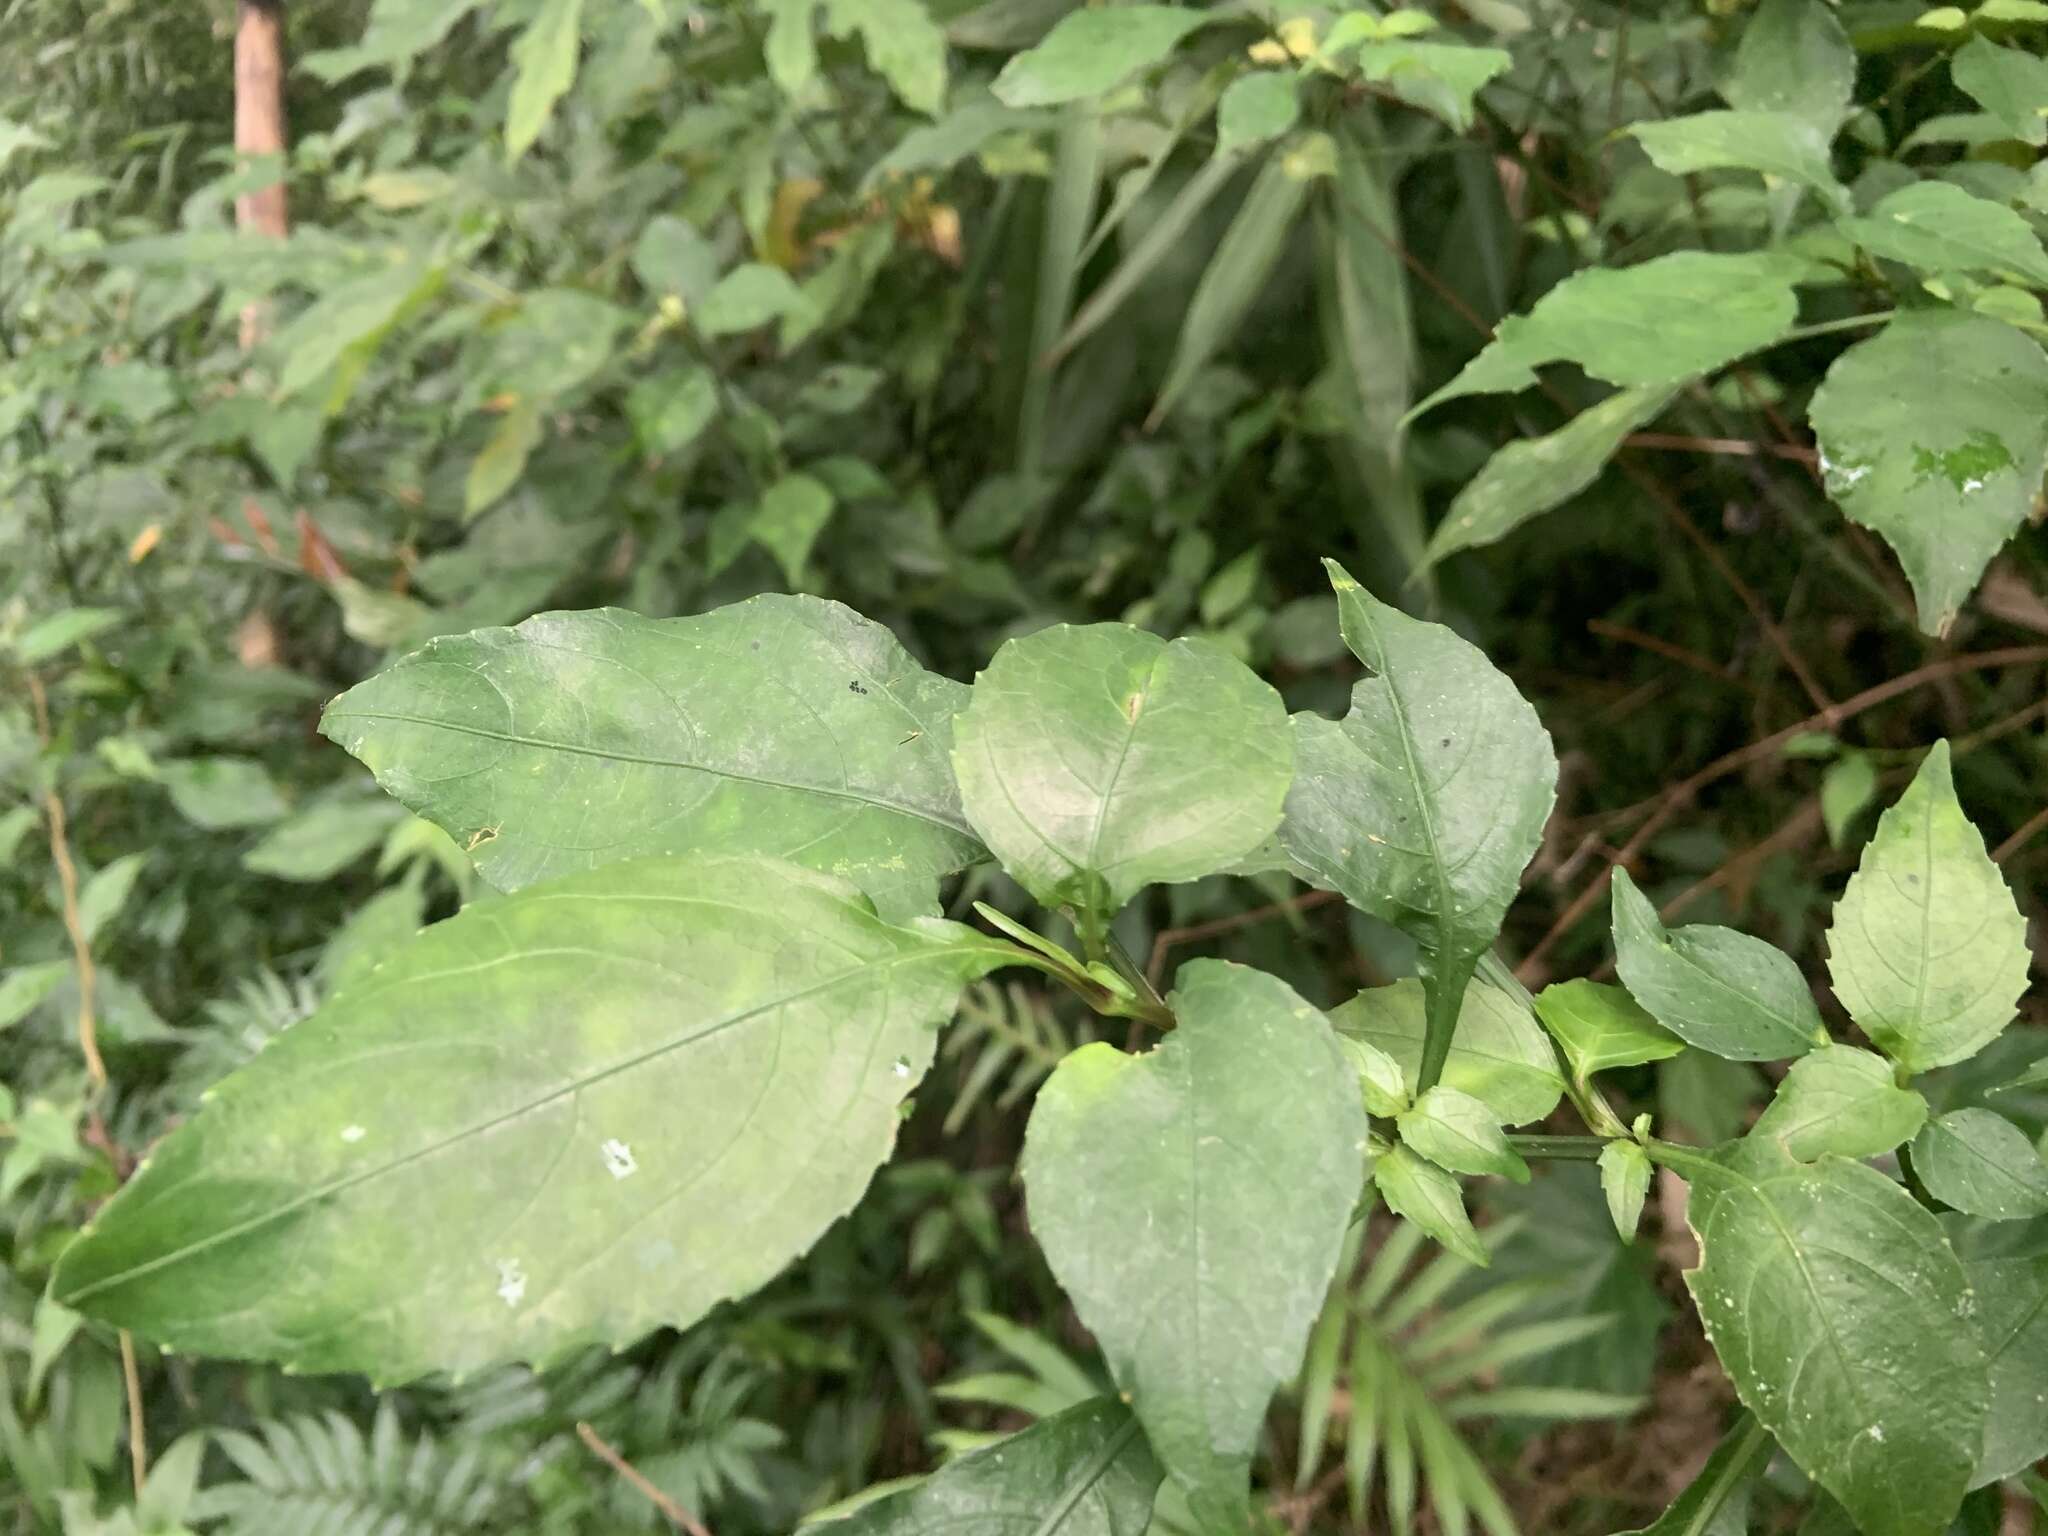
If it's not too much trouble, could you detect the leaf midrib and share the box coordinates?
[58,946,949,1306]
[329,707,978,838]
[1355,603,1459,951]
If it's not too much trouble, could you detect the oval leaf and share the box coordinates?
[1825,741,2028,1072]
[1750,1045,1927,1162]
[990,6,1212,107]
[951,624,1292,921]
[1913,1108,2048,1219]
[1021,961,1366,1528]
[51,856,1008,1381]
[321,597,986,919]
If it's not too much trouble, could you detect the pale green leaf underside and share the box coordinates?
[1279,562,1556,976]
[1021,961,1366,1528]
[833,1399,1160,1535]
[1749,1045,1926,1162]
[1532,977,1683,1082]
[1825,741,2028,1071]
[52,856,1006,1381]
[321,596,986,919]
[1599,1141,1651,1243]
[1412,252,1806,418]
[1946,1215,2048,1486]
[951,624,1292,917]
[1424,384,1677,567]
[1679,1143,1986,1536]
[1809,312,2048,635]
[1627,111,1848,210]
[1611,867,1821,1062]
[1330,978,1564,1127]
[1840,181,2048,286]
[1913,1108,2048,1219]
[1374,1143,1488,1266]
[990,6,1211,107]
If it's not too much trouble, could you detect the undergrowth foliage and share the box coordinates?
[6,0,2048,1533]
[50,566,2038,1536]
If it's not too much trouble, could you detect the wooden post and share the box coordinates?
[235,0,289,348]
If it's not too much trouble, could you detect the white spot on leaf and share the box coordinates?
[495,1258,526,1307]
[601,1139,637,1179]
[341,1125,366,1144]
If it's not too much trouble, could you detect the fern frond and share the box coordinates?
[193,1403,526,1536]
[938,981,1086,1135]
[1293,1210,1644,1536]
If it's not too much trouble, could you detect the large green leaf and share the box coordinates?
[1626,111,1847,211]
[1611,867,1822,1062]
[1808,312,2048,635]
[1945,1215,2048,1485]
[1912,1109,2048,1219]
[1423,384,1677,567]
[1723,0,1855,132]
[1840,181,2048,286]
[321,597,986,918]
[832,1399,1160,1534]
[1749,1045,1927,1162]
[1411,252,1805,417]
[51,857,1010,1381]
[1667,1139,1987,1536]
[1330,978,1563,1127]
[990,7,1212,107]
[1280,561,1555,1091]
[826,0,948,116]
[1951,35,2048,146]
[1349,40,1510,133]
[1825,742,2028,1072]
[505,0,584,160]
[1021,961,1366,1527]
[950,624,1292,923]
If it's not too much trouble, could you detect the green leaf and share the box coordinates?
[0,962,69,1032]
[15,606,122,663]
[1825,741,2027,1072]
[473,290,626,401]
[1841,181,2048,286]
[506,0,584,160]
[1945,1215,2048,1485]
[1279,561,1557,1092]
[625,366,718,456]
[1337,1032,1410,1117]
[1819,751,1877,849]
[695,263,803,337]
[1613,1413,1776,1536]
[630,215,718,306]
[1351,40,1511,132]
[829,1399,1160,1534]
[1952,35,2048,146]
[1412,252,1805,417]
[1750,1045,1927,1162]
[52,856,1009,1380]
[1724,0,1855,133]
[1425,384,1677,567]
[763,0,819,97]
[273,261,443,411]
[751,471,837,584]
[990,7,1212,107]
[1020,961,1366,1528]
[1375,1143,1488,1267]
[1808,311,2048,634]
[242,798,403,882]
[1398,1086,1527,1181]
[1670,1140,1987,1536]
[1627,111,1847,212]
[1330,978,1564,1127]
[826,0,948,115]
[1598,1141,1651,1243]
[1532,978,1684,1083]
[78,852,147,944]
[1611,867,1822,1062]
[465,400,543,520]
[1146,146,1315,428]
[322,597,987,916]
[1216,71,1300,153]
[950,624,1291,921]
[1913,1109,2048,1219]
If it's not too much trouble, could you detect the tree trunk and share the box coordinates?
[235,0,289,348]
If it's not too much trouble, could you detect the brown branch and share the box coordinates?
[576,1422,714,1536]
[1623,431,1816,465]
[235,0,290,348]
[1517,644,2048,980]
[1995,804,2048,865]
[1586,619,1758,696]
[1146,889,1342,990]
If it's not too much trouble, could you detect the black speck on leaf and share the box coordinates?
[849,679,869,696]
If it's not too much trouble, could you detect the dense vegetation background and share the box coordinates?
[3,0,2045,1531]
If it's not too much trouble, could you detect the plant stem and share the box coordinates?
[1507,1134,1610,1161]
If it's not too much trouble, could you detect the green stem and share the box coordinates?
[1506,1134,1610,1161]
[1771,311,1895,347]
